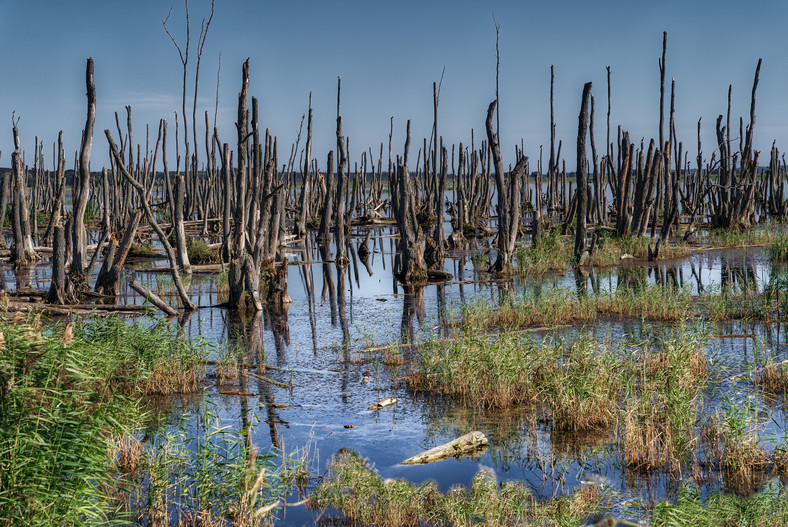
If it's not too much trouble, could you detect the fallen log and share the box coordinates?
[130,279,178,316]
[400,431,489,465]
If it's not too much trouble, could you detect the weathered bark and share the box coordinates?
[106,129,196,311]
[10,117,37,266]
[335,77,349,268]
[295,99,313,238]
[130,279,178,316]
[70,57,95,285]
[94,210,142,295]
[392,120,426,283]
[229,59,250,310]
[42,133,66,245]
[45,225,66,304]
[318,150,334,243]
[400,431,489,465]
[486,100,527,276]
[575,82,592,262]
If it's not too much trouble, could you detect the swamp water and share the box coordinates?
[5,228,788,525]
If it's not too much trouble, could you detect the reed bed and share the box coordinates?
[309,449,600,527]
[409,324,710,474]
[652,481,788,527]
[0,314,312,525]
[457,284,694,331]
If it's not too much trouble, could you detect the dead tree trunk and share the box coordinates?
[70,57,95,288]
[45,225,66,304]
[335,77,349,268]
[106,129,196,311]
[229,59,250,310]
[486,100,527,276]
[94,210,142,295]
[318,150,334,243]
[10,116,37,266]
[295,97,313,239]
[575,82,592,262]
[392,120,426,283]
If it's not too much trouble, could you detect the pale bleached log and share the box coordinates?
[400,431,489,465]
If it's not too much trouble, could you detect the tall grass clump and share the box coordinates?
[0,315,208,525]
[538,335,624,432]
[309,449,600,526]
[621,327,709,471]
[409,330,539,409]
[706,224,780,248]
[188,239,221,265]
[653,480,788,526]
[702,397,774,493]
[586,234,691,267]
[134,405,312,526]
[769,230,788,261]
[458,283,693,331]
[515,230,570,276]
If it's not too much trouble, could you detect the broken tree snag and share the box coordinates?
[42,131,66,245]
[392,120,426,283]
[335,77,349,268]
[105,129,196,311]
[486,100,527,276]
[71,57,96,287]
[94,209,142,295]
[229,59,250,311]
[317,150,334,244]
[400,431,489,465]
[130,279,178,316]
[295,95,313,239]
[10,115,38,267]
[45,225,67,304]
[575,82,592,263]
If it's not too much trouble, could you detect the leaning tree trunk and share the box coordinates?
[106,129,195,311]
[70,57,95,289]
[486,100,527,276]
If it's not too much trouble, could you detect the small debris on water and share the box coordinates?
[368,397,398,410]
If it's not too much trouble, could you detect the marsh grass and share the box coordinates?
[188,239,221,265]
[621,328,708,471]
[769,230,788,261]
[132,406,312,526]
[458,284,694,331]
[309,449,601,527]
[702,399,773,493]
[587,234,691,267]
[515,230,570,276]
[410,323,711,470]
[0,315,208,525]
[652,480,788,527]
[705,225,781,248]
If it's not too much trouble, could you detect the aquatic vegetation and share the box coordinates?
[0,315,208,524]
[457,283,694,331]
[410,322,710,446]
[130,406,312,526]
[188,239,221,265]
[309,449,601,527]
[652,480,788,527]
[515,230,570,275]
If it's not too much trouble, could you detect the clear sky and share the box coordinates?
[1,0,787,170]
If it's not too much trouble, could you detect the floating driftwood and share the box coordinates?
[368,397,398,410]
[400,431,489,465]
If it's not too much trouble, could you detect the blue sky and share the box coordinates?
[1,0,787,169]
